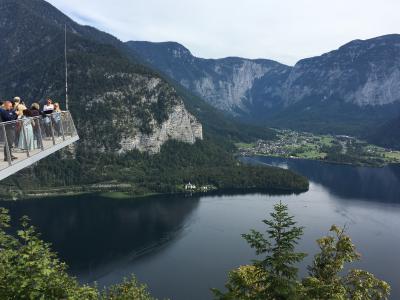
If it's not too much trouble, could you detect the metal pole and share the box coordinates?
[1,124,12,166]
[65,24,69,111]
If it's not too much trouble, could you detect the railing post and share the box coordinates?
[1,123,12,166]
[59,112,65,141]
[36,118,44,151]
[72,112,78,135]
[50,115,56,145]
[21,119,30,158]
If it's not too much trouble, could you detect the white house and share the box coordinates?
[185,182,196,190]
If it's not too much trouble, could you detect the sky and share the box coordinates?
[47,0,400,65]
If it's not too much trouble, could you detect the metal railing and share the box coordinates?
[0,111,78,169]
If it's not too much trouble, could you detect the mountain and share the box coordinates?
[127,41,291,117]
[272,34,400,134]
[284,36,400,107]
[127,35,400,136]
[0,0,308,197]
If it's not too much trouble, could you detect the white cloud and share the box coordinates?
[46,0,400,65]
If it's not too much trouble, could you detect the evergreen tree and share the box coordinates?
[214,202,306,299]
[214,207,390,300]
[243,202,306,299]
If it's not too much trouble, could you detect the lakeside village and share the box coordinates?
[237,129,400,167]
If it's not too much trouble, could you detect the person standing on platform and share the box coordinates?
[0,101,18,161]
[30,103,42,149]
[42,98,54,138]
[17,109,36,151]
[13,97,26,147]
[53,103,62,137]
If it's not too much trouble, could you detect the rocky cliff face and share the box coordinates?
[77,71,203,154]
[120,103,202,154]
[284,35,400,107]
[185,58,277,113]
[127,41,290,116]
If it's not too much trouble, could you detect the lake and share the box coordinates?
[2,156,400,299]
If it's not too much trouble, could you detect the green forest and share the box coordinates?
[0,137,308,199]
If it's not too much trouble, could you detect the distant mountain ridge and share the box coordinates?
[128,41,291,115]
[127,35,400,137]
[285,35,400,107]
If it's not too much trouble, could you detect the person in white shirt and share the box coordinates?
[43,98,54,112]
[43,98,55,137]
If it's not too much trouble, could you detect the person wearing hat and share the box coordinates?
[13,96,21,109]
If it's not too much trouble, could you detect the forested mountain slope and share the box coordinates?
[368,115,400,150]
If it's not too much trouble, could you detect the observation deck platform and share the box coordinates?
[0,111,79,181]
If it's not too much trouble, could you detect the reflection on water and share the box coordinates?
[1,194,200,282]
[1,157,400,299]
[244,156,400,202]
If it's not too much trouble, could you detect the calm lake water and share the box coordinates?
[2,156,400,299]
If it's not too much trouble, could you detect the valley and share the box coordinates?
[237,129,400,167]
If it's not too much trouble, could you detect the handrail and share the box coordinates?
[0,111,68,126]
[0,110,78,171]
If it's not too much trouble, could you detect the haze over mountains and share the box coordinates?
[128,36,400,138]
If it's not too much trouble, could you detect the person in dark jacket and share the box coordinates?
[0,100,18,161]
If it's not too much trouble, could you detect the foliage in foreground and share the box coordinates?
[0,202,390,300]
[213,202,390,300]
[0,208,156,300]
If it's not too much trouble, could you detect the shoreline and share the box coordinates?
[243,153,400,168]
[0,184,309,202]
[0,155,312,202]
